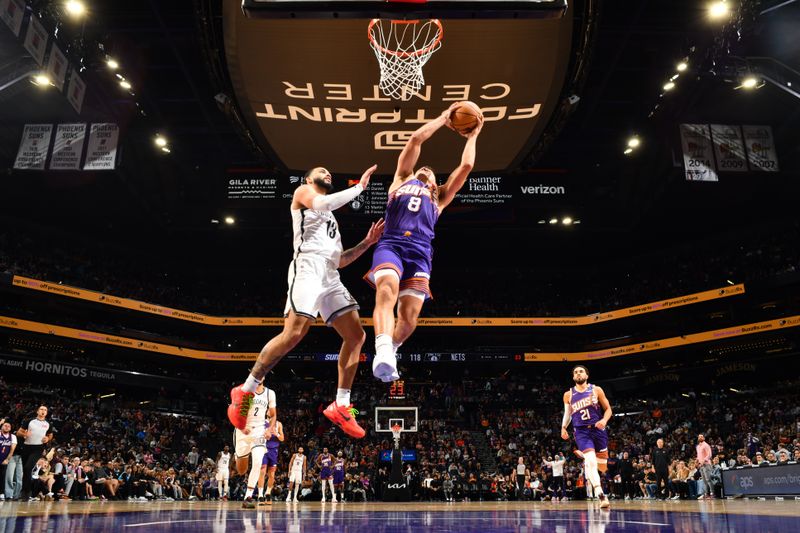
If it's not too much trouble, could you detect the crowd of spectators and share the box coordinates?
[2,367,798,504]
[1,219,797,318]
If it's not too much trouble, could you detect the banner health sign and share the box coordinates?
[224,1,573,174]
[722,464,800,497]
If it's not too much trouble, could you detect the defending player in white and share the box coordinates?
[232,382,276,509]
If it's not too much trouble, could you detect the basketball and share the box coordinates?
[449,101,483,134]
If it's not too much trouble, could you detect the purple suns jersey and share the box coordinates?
[570,384,602,427]
[384,179,439,242]
[334,458,344,473]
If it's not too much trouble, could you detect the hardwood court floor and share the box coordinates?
[1,499,799,531]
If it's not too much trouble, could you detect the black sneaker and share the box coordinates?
[257,496,267,506]
[242,497,256,509]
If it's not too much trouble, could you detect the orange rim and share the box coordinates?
[368,18,443,59]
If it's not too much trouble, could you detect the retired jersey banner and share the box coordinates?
[710,125,747,173]
[13,124,52,170]
[83,123,119,170]
[67,70,86,114]
[679,124,718,182]
[0,0,25,36]
[742,125,779,172]
[49,123,87,170]
[23,15,48,66]
[45,42,68,90]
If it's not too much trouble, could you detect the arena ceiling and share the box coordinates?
[0,0,798,264]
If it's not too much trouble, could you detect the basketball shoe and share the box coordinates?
[323,402,366,438]
[228,385,254,430]
[372,353,399,382]
[598,493,610,509]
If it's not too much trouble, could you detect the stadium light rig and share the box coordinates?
[708,1,730,20]
[65,0,86,17]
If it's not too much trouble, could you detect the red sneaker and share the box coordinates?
[323,402,366,439]
[228,385,254,430]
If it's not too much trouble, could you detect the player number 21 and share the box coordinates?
[580,408,590,421]
[407,197,421,212]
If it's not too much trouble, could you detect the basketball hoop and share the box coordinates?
[368,18,443,101]
[390,424,403,446]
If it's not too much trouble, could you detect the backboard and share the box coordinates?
[375,406,419,433]
[242,0,568,20]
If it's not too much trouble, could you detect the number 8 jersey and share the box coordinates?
[383,178,439,243]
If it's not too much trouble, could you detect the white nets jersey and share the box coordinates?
[291,207,342,266]
[246,387,277,433]
[292,453,305,471]
[217,452,230,471]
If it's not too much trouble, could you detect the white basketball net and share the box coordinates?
[368,19,443,101]
[391,424,403,445]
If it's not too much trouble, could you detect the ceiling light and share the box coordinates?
[160,147,171,153]
[726,279,734,285]
[225,216,236,225]
[573,220,581,224]
[676,61,688,72]
[562,217,573,225]
[155,136,167,147]
[624,148,633,155]
[537,220,546,224]
[107,59,119,70]
[670,74,679,81]
[548,218,558,225]
[119,80,132,90]
[32,74,51,86]
[627,137,640,148]
[709,1,730,19]
[740,76,758,89]
[663,81,675,91]
[65,0,86,17]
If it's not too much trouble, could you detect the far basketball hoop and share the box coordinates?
[368,18,443,101]
[390,424,403,447]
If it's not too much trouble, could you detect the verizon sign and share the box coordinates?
[520,184,565,194]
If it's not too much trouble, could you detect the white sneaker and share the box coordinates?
[321,497,326,503]
[372,352,398,382]
[286,497,292,502]
[332,497,338,503]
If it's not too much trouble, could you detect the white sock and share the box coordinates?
[242,374,262,394]
[375,334,394,359]
[258,487,264,497]
[245,487,254,499]
[293,485,299,498]
[266,486,272,495]
[336,388,351,406]
[392,341,402,355]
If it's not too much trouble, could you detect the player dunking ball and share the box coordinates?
[258,420,284,505]
[561,365,613,509]
[365,102,484,381]
[228,165,384,439]
[316,447,336,502]
[233,382,276,509]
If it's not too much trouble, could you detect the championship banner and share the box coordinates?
[709,125,747,173]
[524,315,800,362]
[45,42,68,90]
[679,124,718,182]
[742,125,779,172]
[67,70,87,114]
[13,124,53,170]
[2,314,799,363]
[11,275,745,327]
[83,123,119,170]
[49,123,87,170]
[0,0,25,37]
[23,15,48,66]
